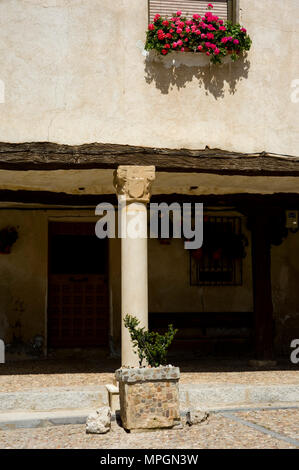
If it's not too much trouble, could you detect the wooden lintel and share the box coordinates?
[0,142,299,175]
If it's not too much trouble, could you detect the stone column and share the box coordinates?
[114,166,155,367]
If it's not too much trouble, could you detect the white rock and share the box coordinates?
[186,409,209,426]
[86,406,111,434]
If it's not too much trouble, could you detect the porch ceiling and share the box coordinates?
[0,170,299,200]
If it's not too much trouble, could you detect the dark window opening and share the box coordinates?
[190,216,245,286]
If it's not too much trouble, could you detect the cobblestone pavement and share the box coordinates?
[237,409,299,442]
[0,410,298,449]
[1,357,298,392]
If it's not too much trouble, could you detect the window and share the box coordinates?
[190,216,245,286]
[148,0,238,23]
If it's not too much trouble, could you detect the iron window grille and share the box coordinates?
[190,215,244,286]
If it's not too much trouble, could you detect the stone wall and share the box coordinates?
[115,367,181,430]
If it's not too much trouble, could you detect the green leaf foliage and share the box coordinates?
[124,314,178,368]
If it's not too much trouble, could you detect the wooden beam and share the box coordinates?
[250,213,274,360]
[0,142,299,175]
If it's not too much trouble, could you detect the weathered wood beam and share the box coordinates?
[0,142,299,175]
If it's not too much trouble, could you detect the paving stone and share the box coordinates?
[1,358,298,393]
[0,410,298,449]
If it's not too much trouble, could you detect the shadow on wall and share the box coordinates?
[144,51,251,98]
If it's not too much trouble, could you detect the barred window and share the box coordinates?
[190,216,246,286]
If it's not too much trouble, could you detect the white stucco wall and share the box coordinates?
[0,0,298,155]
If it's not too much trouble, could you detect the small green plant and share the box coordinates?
[124,314,178,368]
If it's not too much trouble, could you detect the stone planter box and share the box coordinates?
[115,366,180,431]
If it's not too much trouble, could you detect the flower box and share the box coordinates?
[145,3,251,65]
[115,366,181,431]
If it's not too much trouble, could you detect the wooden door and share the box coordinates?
[48,222,109,348]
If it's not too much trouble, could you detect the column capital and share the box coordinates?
[113,166,155,203]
